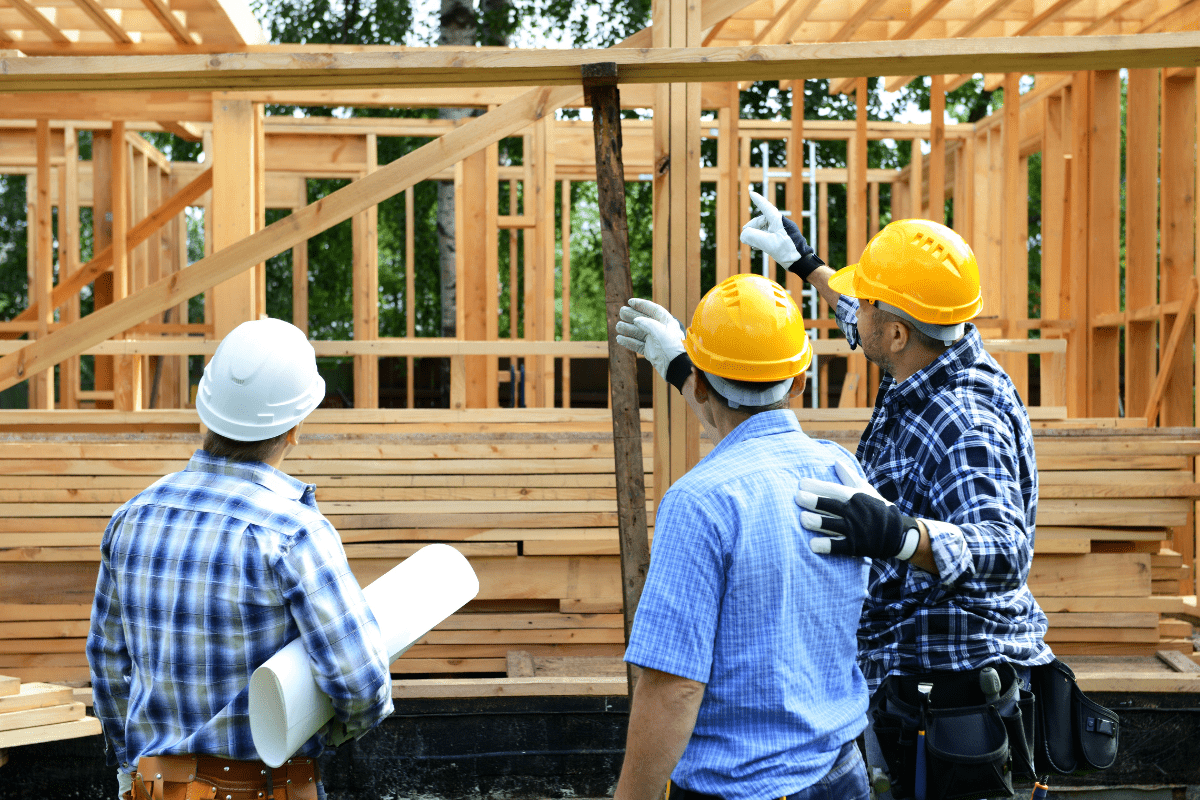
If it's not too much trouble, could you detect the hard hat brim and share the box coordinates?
[826,264,861,298]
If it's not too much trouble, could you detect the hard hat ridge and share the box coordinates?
[684,273,812,386]
[196,318,325,442]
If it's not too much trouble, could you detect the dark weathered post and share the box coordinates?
[583,62,650,696]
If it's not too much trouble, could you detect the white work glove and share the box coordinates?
[615,298,693,392]
[739,190,825,279]
[796,461,921,561]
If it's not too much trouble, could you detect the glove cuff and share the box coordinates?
[787,252,825,281]
[896,515,921,561]
[665,352,694,394]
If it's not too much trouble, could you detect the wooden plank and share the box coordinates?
[1125,69,1159,419]
[391,676,628,698]
[2,34,1199,92]
[1145,277,1198,424]
[0,702,86,733]
[0,716,100,748]
[1037,595,1196,614]
[1158,649,1200,672]
[0,682,72,714]
[1159,73,1197,427]
[1087,70,1121,416]
[0,675,17,697]
[1027,553,1150,597]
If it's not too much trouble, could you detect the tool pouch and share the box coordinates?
[1031,658,1119,774]
[871,664,1035,800]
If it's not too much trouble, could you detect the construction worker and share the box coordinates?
[87,318,393,800]
[614,274,872,800]
[620,192,1052,798]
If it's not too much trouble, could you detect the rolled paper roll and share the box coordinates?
[250,543,480,767]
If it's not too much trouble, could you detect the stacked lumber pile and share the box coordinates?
[0,409,1195,690]
[803,417,1200,661]
[0,673,99,757]
[0,409,643,682]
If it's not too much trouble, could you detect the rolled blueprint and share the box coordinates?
[249,543,480,767]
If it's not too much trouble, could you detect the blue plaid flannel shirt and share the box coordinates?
[87,451,394,772]
[836,297,1053,690]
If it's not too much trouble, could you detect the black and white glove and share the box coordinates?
[739,190,825,280]
[615,298,693,393]
[796,461,921,560]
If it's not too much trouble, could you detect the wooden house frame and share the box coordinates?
[1,0,1200,736]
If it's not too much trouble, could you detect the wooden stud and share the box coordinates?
[869,181,879,236]
[111,122,140,412]
[33,120,53,411]
[929,75,946,223]
[485,133,500,409]
[1003,72,1028,396]
[1067,75,1091,418]
[1040,88,1067,408]
[909,138,923,219]
[1159,72,1196,427]
[850,77,868,407]
[560,179,571,409]
[60,126,80,410]
[460,146,489,409]
[786,79,805,303]
[353,134,380,409]
[291,193,309,334]
[405,186,416,409]
[210,95,258,339]
[818,180,829,408]
[1087,70,1121,417]
[254,103,267,320]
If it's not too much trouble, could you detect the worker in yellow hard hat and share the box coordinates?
[613,273,872,800]
[619,190,1058,799]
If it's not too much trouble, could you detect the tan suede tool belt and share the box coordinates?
[125,754,319,800]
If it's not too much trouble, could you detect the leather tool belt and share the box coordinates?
[124,754,319,800]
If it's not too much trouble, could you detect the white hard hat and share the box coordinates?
[196,318,325,442]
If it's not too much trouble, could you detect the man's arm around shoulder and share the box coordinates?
[614,667,706,800]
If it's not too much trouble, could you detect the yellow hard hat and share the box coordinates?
[684,274,813,382]
[827,219,983,325]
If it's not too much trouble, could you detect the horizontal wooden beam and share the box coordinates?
[0,33,1197,93]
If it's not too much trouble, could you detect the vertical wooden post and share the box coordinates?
[353,135,380,409]
[111,122,142,411]
[406,186,416,409]
[930,75,946,224]
[1066,75,1092,418]
[485,134,500,409]
[211,95,259,340]
[786,80,805,303]
[61,125,80,409]
[869,181,880,236]
[715,90,738,284]
[1040,90,1068,408]
[651,0,703,493]
[561,179,572,408]
[91,130,113,408]
[1003,72,1028,396]
[849,78,869,407]
[1088,70,1121,417]
[1159,72,1196,427]
[818,181,830,408]
[585,63,650,697]
[291,190,309,333]
[1125,70,1159,419]
[254,103,267,319]
[33,119,53,409]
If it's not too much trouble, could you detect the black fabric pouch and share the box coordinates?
[1031,658,1120,774]
[923,702,1013,800]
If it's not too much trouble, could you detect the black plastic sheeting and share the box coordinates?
[2,692,1198,799]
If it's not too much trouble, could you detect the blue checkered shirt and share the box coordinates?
[625,411,870,800]
[87,451,394,772]
[836,297,1053,690]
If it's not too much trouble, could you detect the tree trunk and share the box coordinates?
[436,0,477,346]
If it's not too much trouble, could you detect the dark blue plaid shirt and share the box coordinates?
[837,297,1053,690]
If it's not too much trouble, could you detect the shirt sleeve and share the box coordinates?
[87,514,133,768]
[274,522,394,740]
[923,426,1032,591]
[624,488,723,684]
[835,295,861,349]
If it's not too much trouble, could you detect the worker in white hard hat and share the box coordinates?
[614,274,871,800]
[620,191,1062,799]
[88,318,393,800]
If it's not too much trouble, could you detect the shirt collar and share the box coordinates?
[885,323,984,413]
[709,408,804,457]
[186,449,314,504]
